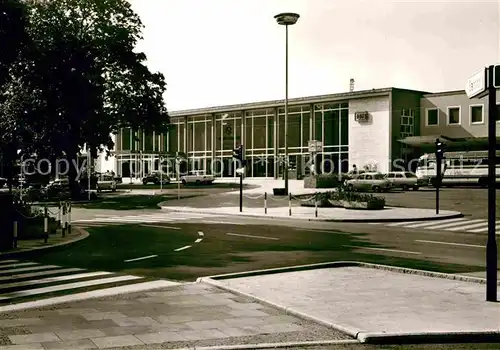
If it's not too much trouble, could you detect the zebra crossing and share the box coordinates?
[374,217,500,234]
[0,259,178,310]
[72,211,241,227]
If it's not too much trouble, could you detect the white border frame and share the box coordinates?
[469,104,484,125]
[425,108,439,127]
[446,106,461,125]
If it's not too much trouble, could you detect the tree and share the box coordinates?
[1,0,169,198]
[0,0,29,191]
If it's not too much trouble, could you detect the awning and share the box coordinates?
[398,135,500,150]
[398,135,462,146]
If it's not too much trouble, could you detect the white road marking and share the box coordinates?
[0,260,19,265]
[0,262,38,270]
[445,220,488,231]
[343,245,421,255]
[402,218,469,229]
[194,238,203,243]
[467,222,500,233]
[124,255,158,263]
[0,272,114,289]
[226,233,279,240]
[0,275,143,300]
[0,265,62,275]
[415,240,484,249]
[198,231,204,236]
[140,224,181,230]
[174,245,192,252]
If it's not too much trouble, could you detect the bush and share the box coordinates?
[12,202,58,239]
[301,185,385,210]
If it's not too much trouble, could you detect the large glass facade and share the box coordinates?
[114,100,349,179]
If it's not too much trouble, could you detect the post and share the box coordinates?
[44,207,48,244]
[58,201,61,228]
[13,221,18,248]
[87,147,91,201]
[160,156,163,192]
[435,156,440,215]
[67,201,72,234]
[264,192,267,214]
[284,24,289,195]
[486,64,497,302]
[177,155,180,200]
[239,171,243,212]
[61,203,66,238]
[315,197,318,218]
[288,192,291,216]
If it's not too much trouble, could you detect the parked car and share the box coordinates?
[0,177,6,188]
[142,171,170,185]
[344,172,393,192]
[180,170,214,185]
[385,171,425,191]
[97,175,117,192]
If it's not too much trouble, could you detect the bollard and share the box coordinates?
[44,207,48,244]
[61,203,66,238]
[13,221,18,248]
[67,202,72,234]
[264,192,267,214]
[315,198,318,218]
[58,201,62,228]
[288,193,292,216]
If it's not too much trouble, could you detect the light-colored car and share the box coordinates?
[97,175,117,192]
[344,172,393,192]
[180,170,214,185]
[385,171,426,191]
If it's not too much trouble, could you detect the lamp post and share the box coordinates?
[274,12,299,195]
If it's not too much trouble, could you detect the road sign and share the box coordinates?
[466,68,487,99]
[308,140,322,153]
[493,64,500,88]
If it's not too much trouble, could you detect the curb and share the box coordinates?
[169,339,360,350]
[197,262,500,344]
[199,260,498,285]
[0,227,89,259]
[160,206,463,223]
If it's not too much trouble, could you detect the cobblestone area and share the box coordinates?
[0,283,351,349]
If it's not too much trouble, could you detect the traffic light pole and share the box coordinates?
[239,169,243,212]
[435,156,440,215]
[486,65,497,302]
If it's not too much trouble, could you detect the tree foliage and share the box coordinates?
[1,0,169,162]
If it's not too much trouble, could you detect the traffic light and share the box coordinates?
[232,145,243,161]
[435,138,444,160]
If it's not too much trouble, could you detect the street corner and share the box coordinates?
[159,204,464,223]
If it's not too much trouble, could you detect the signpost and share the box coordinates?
[466,65,497,302]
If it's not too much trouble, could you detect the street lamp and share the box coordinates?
[274,12,299,195]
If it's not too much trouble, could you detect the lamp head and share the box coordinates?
[274,12,300,25]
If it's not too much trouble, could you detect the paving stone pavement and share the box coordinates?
[0,283,351,349]
[213,267,500,336]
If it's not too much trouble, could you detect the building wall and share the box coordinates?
[390,89,426,169]
[348,95,391,173]
[420,90,500,138]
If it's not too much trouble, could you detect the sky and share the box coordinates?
[128,0,500,112]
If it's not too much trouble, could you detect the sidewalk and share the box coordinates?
[0,227,88,258]
[0,283,354,349]
[160,205,463,222]
[200,263,500,344]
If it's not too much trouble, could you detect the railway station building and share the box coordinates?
[98,86,500,180]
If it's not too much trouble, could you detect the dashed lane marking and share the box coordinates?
[415,240,484,249]
[174,245,192,252]
[124,255,158,263]
[226,232,280,240]
[343,245,422,255]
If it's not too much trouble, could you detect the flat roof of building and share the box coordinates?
[169,87,429,117]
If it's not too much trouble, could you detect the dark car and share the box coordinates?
[142,172,170,185]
